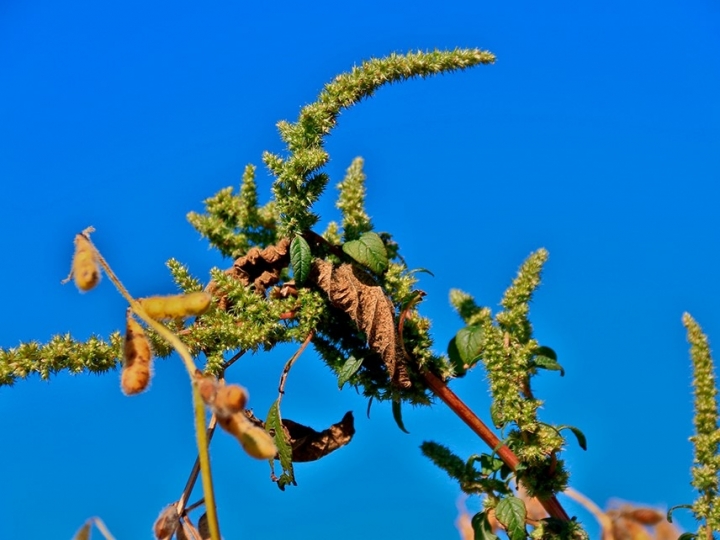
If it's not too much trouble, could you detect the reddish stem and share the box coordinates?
[422,370,570,522]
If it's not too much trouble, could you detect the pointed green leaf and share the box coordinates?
[558,425,588,451]
[337,355,364,389]
[392,398,410,433]
[290,235,312,284]
[266,399,295,488]
[342,232,388,274]
[471,511,499,540]
[667,504,692,523]
[495,496,527,540]
[677,534,696,540]
[533,355,565,376]
[73,522,91,540]
[455,325,484,365]
[366,396,374,418]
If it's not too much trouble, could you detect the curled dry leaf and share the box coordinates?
[282,411,356,462]
[312,259,410,387]
[231,238,290,295]
[244,409,356,462]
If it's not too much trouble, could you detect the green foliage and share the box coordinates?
[683,313,720,536]
[290,235,312,284]
[264,48,495,237]
[187,164,278,258]
[267,399,295,490]
[342,232,389,274]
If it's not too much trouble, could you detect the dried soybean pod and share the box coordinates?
[213,384,248,417]
[121,315,152,395]
[153,505,180,540]
[70,231,100,292]
[218,413,277,459]
[140,292,212,320]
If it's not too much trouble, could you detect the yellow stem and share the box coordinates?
[85,233,221,540]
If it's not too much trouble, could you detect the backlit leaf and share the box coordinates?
[337,355,364,388]
[495,496,527,540]
[342,232,388,274]
[455,325,484,365]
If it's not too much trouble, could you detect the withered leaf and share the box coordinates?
[283,411,355,462]
[313,260,410,387]
[244,409,356,463]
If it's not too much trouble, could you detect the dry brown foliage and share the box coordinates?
[312,259,410,387]
[245,409,356,462]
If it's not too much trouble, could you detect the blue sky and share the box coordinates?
[1,1,719,538]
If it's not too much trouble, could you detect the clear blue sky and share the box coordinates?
[1,1,719,538]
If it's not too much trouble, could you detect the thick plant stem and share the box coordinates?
[422,370,570,522]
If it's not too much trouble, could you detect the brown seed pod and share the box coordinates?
[625,508,664,526]
[218,412,277,459]
[71,232,100,292]
[153,505,179,540]
[139,292,212,321]
[121,315,153,395]
[195,373,219,406]
[213,384,248,418]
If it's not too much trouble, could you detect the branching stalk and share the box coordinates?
[422,370,570,521]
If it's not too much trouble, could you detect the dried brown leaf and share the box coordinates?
[282,411,356,462]
[313,260,410,387]
[232,238,290,295]
[243,409,356,462]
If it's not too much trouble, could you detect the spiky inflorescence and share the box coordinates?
[0,332,123,386]
[187,164,278,258]
[337,157,373,241]
[683,312,720,535]
[264,48,495,237]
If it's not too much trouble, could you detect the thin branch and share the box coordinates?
[278,332,314,397]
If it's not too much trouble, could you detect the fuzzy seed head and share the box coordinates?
[72,234,100,291]
[122,316,152,395]
[218,412,277,459]
[140,292,212,321]
[214,384,248,417]
[153,505,179,539]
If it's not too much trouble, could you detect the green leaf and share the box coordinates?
[447,337,467,377]
[677,534,696,540]
[392,398,410,433]
[558,425,588,451]
[290,235,312,284]
[532,355,565,376]
[342,232,388,274]
[535,345,557,360]
[471,512,499,540]
[337,355,364,389]
[495,496,527,540]
[667,504,693,523]
[455,325,484,365]
[266,399,295,488]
